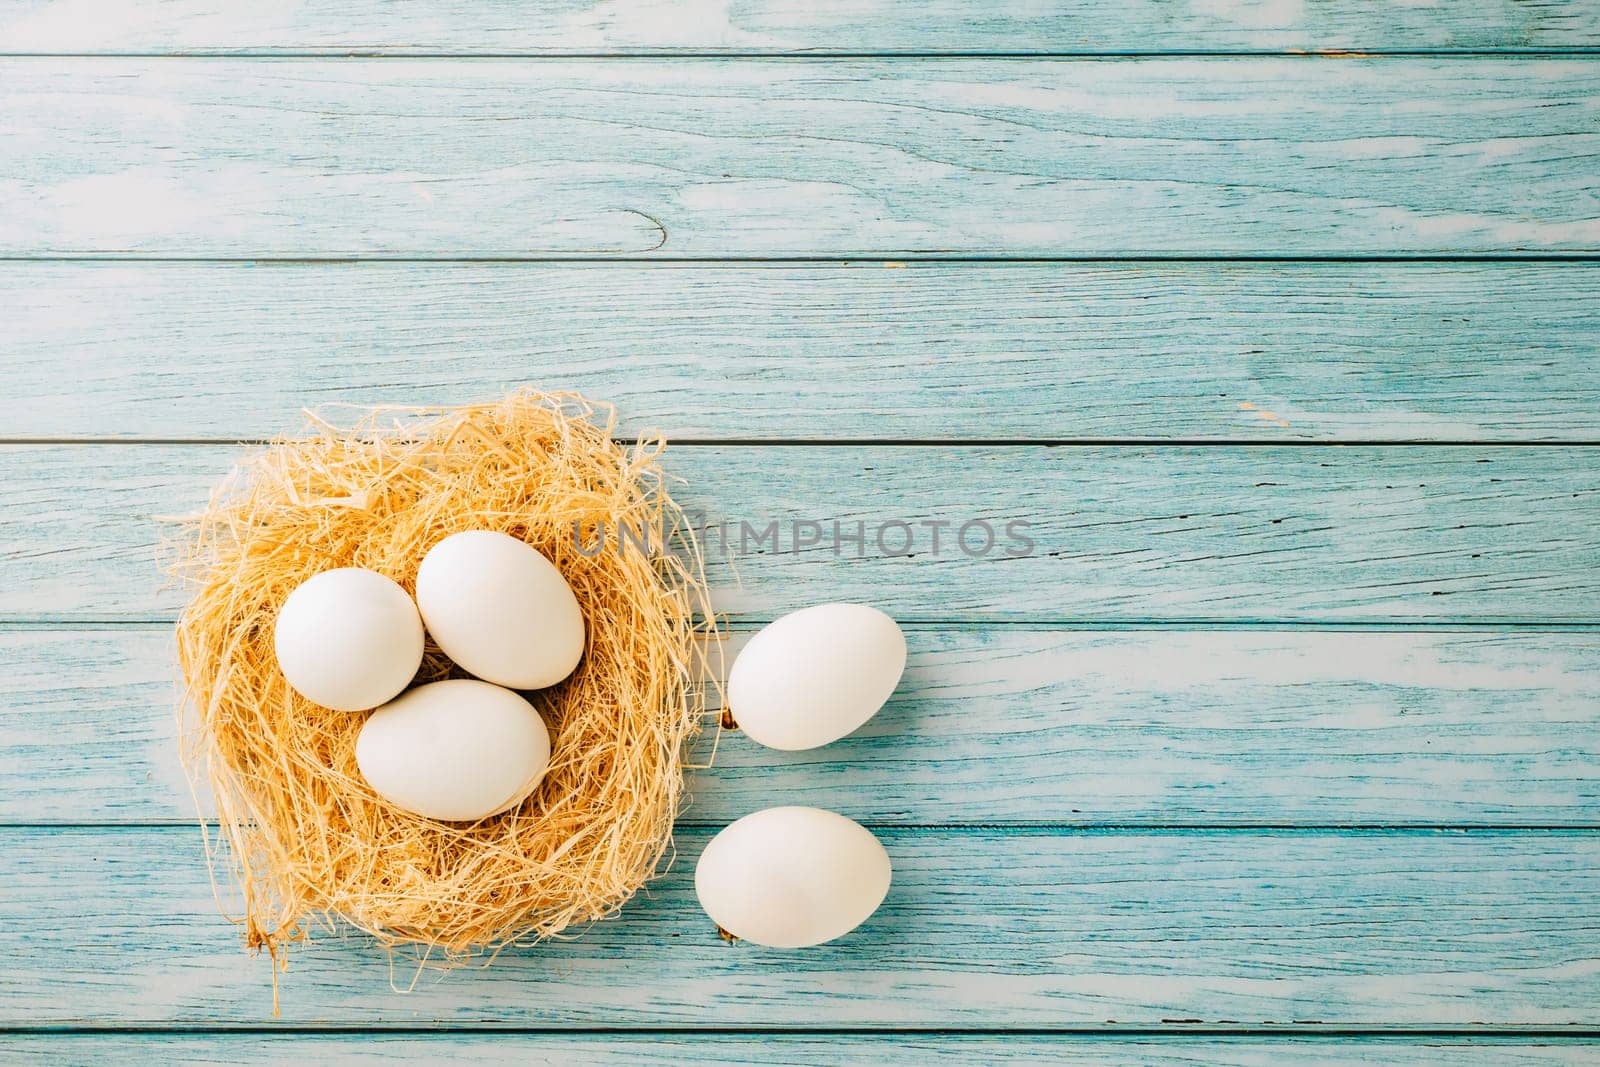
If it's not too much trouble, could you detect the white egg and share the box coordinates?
[414,531,585,690]
[726,603,906,750]
[272,567,424,712]
[355,679,552,822]
[695,806,891,947]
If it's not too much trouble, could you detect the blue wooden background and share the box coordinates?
[2,1,1600,1062]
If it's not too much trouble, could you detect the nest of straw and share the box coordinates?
[171,390,715,984]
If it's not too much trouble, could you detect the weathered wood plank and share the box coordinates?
[8,262,1600,442]
[4,0,1599,55]
[2,826,1595,1026]
[6,625,1598,826]
[3,444,1597,623]
[3,59,1598,257]
[3,1034,1598,1065]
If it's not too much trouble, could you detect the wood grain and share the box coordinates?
[3,1034,1598,1065]
[6,625,1599,827]
[4,444,1597,623]
[2,826,1596,1027]
[4,59,1599,257]
[4,0,1599,55]
[7,0,1599,1050]
[8,262,1600,442]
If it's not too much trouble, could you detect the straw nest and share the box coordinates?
[170,390,716,991]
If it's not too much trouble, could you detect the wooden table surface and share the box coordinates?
[2,2,1599,1063]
